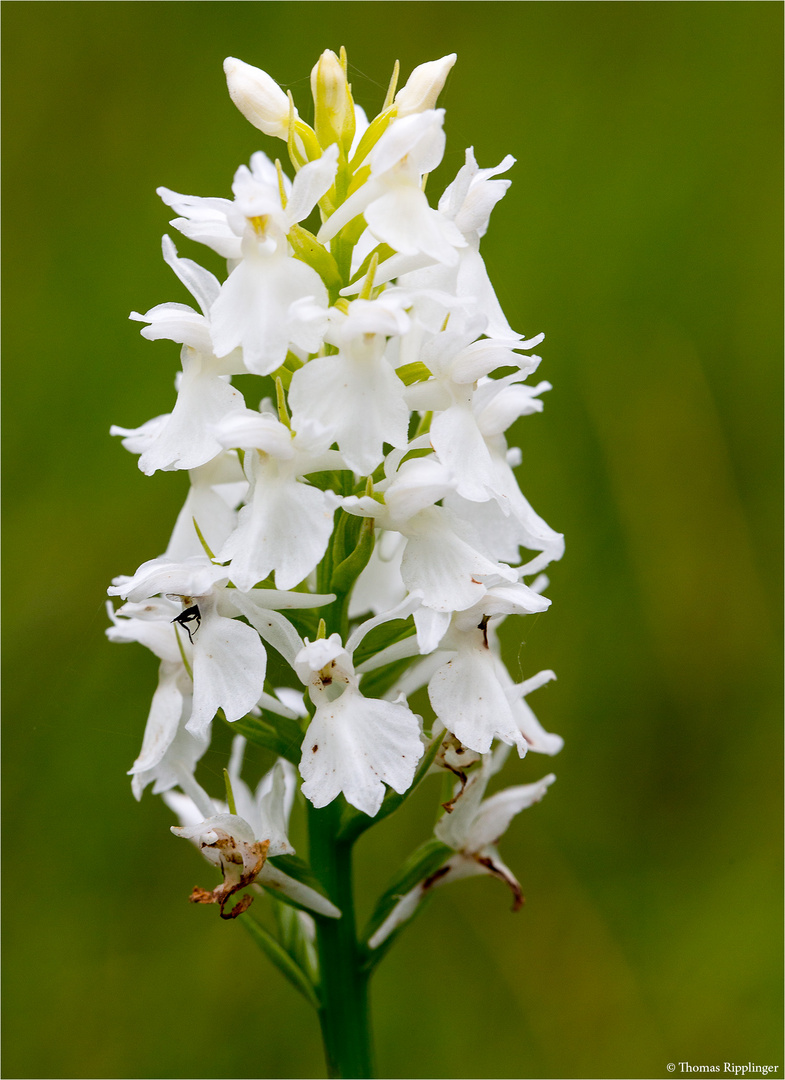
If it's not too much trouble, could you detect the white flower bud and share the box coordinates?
[394,53,457,118]
[223,56,294,139]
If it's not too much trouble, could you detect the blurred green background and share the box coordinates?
[3,2,782,1078]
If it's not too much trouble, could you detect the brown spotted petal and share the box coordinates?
[172,813,269,918]
[473,851,524,911]
[433,733,481,811]
[370,767,555,948]
[368,846,520,950]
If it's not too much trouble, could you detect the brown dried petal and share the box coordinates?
[186,838,270,919]
[476,854,524,911]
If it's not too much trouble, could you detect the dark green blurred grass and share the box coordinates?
[2,3,782,1078]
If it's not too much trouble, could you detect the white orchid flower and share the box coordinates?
[159,148,339,375]
[369,757,555,948]
[296,632,424,817]
[168,748,341,920]
[115,237,247,475]
[108,50,566,1003]
[212,408,342,590]
[164,451,247,562]
[211,148,339,374]
[106,598,209,799]
[108,555,333,738]
[348,148,524,341]
[344,454,517,614]
[405,316,544,503]
[426,583,551,755]
[319,110,465,266]
[288,294,412,475]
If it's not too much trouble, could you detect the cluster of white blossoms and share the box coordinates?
[108,49,563,936]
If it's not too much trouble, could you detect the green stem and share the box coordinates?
[309,800,374,1079]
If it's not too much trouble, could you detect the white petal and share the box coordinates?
[428,645,527,756]
[365,186,463,265]
[299,687,423,816]
[133,697,209,801]
[165,469,243,562]
[110,415,169,456]
[210,249,327,375]
[161,234,221,314]
[186,608,267,735]
[218,462,339,591]
[506,669,563,755]
[401,507,515,612]
[253,760,296,855]
[477,381,550,437]
[430,403,495,502]
[349,530,407,618]
[467,774,556,850]
[131,304,213,352]
[367,883,425,949]
[157,187,241,259]
[286,145,339,225]
[228,597,304,669]
[257,863,340,918]
[412,606,451,653]
[435,774,488,851]
[456,246,520,339]
[109,555,228,603]
[370,109,446,177]
[129,660,187,776]
[346,592,421,654]
[289,353,409,476]
[394,55,456,117]
[106,599,182,662]
[138,352,245,475]
[384,458,454,524]
[212,409,294,458]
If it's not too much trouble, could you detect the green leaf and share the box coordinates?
[330,505,362,566]
[364,837,453,938]
[280,606,320,643]
[338,732,443,844]
[331,518,375,594]
[223,711,303,765]
[360,837,453,967]
[288,222,342,289]
[271,362,293,391]
[352,617,416,667]
[241,914,321,1010]
[304,469,354,495]
[272,898,318,983]
[349,107,395,170]
[357,654,420,700]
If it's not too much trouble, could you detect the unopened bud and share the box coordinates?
[394,54,457,118]
[310,48,355,151]
[224,56,294,139]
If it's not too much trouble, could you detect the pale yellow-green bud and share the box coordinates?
[224,56,294,139]
[394,54,457,117]
[310,48,356,151]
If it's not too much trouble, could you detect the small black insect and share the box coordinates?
[173,604,201,644]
